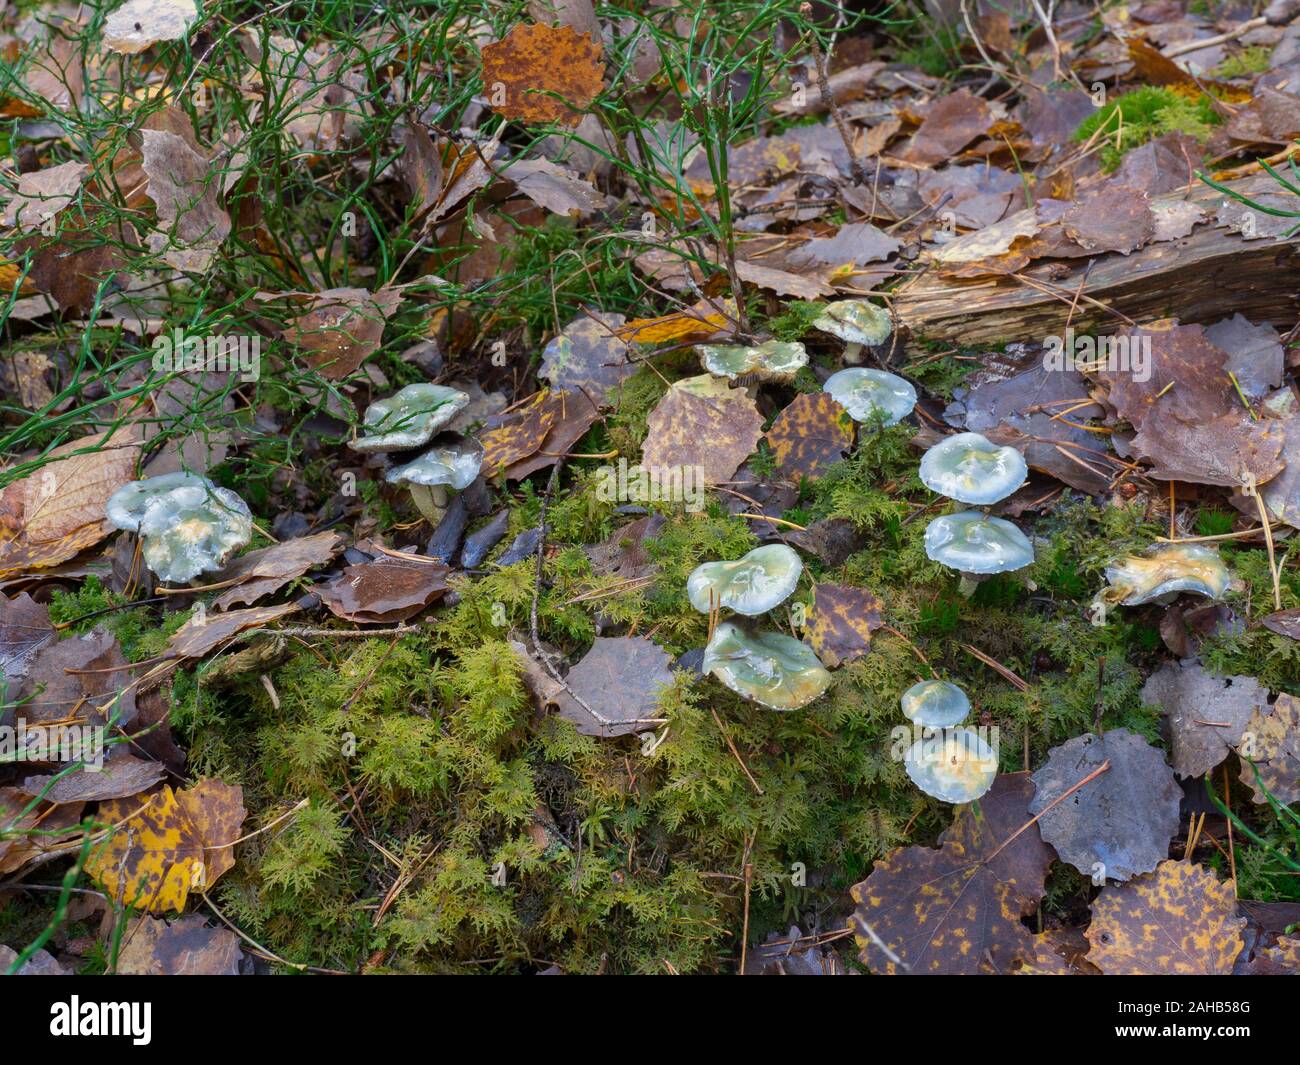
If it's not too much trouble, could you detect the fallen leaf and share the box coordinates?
[555,635,674,737]
[167,602,300,659]
[0,788,85,875]
[0,592,55,682]
[805,582,883,667]
[480,391,559,472]
[902,89,991,165]
[317,557,448,623]
[212,531,346,610]
[104,0,198,54]
[1141,660,1269,777]
[22,756,166,805]
[116,914,244,975]
[280,287,402,380]
[508,158,608,215]
[641,375,763,485]
[849,773,1050,974]
[1062,184,1155,255]
[1085,860,1245,975]
[539,313,635,405]
[19,630,138,729]
[1239,693,1300,805]
[502,389,600,480]
[1029,728,1182,882]
[480,22,604,128]
[140,128,231,271]
[764,393,854,481]
[0,427,142,575]
[616,300,730,344]
[1,161,88,230]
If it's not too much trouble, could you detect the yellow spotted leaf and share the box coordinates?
[479,391,558,472]
[806,582,884,667]
[1085,860,1245,975]
[764,393,854,481]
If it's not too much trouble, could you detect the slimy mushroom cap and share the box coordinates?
[702,621,831,711]
[697,340,808,382]
[812,300,892,347]
[687,544,802,616]
[904,726,998,804]
[351,384,470,453]
[919,432,1028,505]
[135,482,253,583]
[823,368,916,426]
[901,680,971,728]
[924,511,1034,575]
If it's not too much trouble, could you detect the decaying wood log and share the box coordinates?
[894,173,1300,346]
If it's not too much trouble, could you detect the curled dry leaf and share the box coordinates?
[508,158,608,215]
[0,427,142,576]
[0,788,85,875]
[212,531,346,610]
[20,629,138,730]
[555,635,674,738]
[1085,860,1245,975]
[140,128,231,271]
[167,602,300,659]
[480,22,604,128]
[317,556,448,623]
[23,755,166,805]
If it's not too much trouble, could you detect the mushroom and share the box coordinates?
[350,384,470,454]
[129,480,253,584]
[105,471,211,532]
[924,511,1034,595]
[823,368,917,426]
[385,439,484,524]
[687,544,802,616]
[919,432,1027,505]
[900,680,971,728]
[702,621,832,711]
[696,340,808,383]
[812,300,892,364]
[1096,543,1232,608]
[903,726,998,804]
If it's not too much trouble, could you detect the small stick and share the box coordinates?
[711,708,763,795]
[800,3,867,185]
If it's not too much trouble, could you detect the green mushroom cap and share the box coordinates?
[812,300,892,347]
[919,432,1027,505]
[901,680,971,728]
[903,726,998,804]
[385,440,483,491]
[696,340,808,382]
[687,544,802,616]
[133,480,253,584]
[823,367,917,426]
[924,511,1034,575]
[351,384,470,453]
[702,621,831,711]
[1099,543,1231,607]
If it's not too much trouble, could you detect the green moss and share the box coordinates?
[1075,86,1220,170]
[1212,46,1272,80]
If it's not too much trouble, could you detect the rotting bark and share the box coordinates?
[895,173,1300,345]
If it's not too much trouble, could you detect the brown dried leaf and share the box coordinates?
[764,393,854,482]
[901,89,991,166]
[282,287,402,380]
[480,22,604,128]
[212,531,346,610]
[556,635,674,737]
[116,914,244,975]
[480,391,560,472]
[22,756,166,805]
[641,376,763,486]
[806,582,883,667]
[0,788,85,875]
[1,161,88,230]
[19,629,138,730]
[849,773,1049,974]
[1062,184,1155,255]
[1086,860,1245,975]
[502,389,600,480]
[0,591,54,682]
[317,557,448,624]
[539,314,634,405]
[140,128,230,271]
[508,158,608,215]
[167,602,300,659]
[104,0,198,54]
[0,427,140,576]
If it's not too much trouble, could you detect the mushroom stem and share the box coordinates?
[843,342,864,365]
[408,483,450,525]
[958,574,980,598]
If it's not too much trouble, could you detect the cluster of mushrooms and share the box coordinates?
[349,383,481,524]
[105,472,253,583]
[918,432,1034,594]
[692,545,831,711]
[898,679,998,804]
